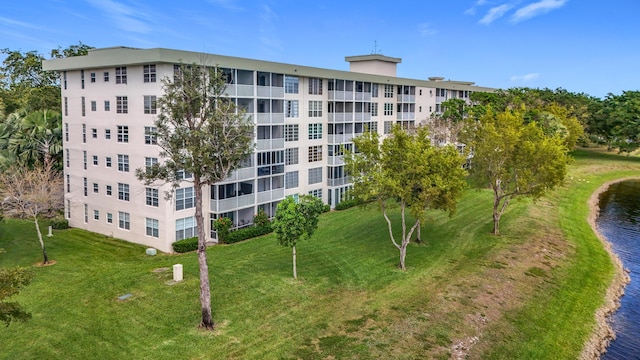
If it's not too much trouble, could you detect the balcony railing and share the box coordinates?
[210,193,255,212]
[355,92,372,101]
[328,91,354,101]
[327,177,351,187]
[256,138,285,151]
[327,156,345,166]
[257,86,284,98]
[328,113,354,123]
[354,112,371,121]
[396,112,415,120]
[223,84,255,97]
[397,94,416,103]
[328,133,354,144]
[257,188,285,204]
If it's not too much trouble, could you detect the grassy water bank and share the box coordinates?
[1,148,639,359]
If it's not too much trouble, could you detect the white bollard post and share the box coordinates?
[47,226,53,237]
[173,264,183,282]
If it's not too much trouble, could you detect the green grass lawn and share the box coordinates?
[1,148,639,359]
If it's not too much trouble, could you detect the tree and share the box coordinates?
[592,91,640,153]
[136,63,254,330]
[272,195,324,279]
[0,42,93,113]
[0,264,34,326]
[461,108,570,235]
[345,125,467,270]
[427,98,467,146]
[0,164,63,264]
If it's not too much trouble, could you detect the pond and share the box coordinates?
[596,180,640,359]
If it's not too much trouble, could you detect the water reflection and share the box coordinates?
[597,180,640,360]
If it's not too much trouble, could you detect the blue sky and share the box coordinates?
[1,0,638,98]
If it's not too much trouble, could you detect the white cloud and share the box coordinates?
[0,16,43,30]
[510,73,540,82]
[464,0,490,16]
[86,0,152,34]
[511,0,568,23]
[479,4,513,25]
[258,4,282,53]
[418,23,438,37]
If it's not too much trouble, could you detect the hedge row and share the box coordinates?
[224,224,273,244]
[334,198,362,211]
[172,236,198,253]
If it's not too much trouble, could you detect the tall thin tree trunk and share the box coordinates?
[33,216,49,264]
[194,179,214,330]
[292,245,297,280]
[399,244,407,271]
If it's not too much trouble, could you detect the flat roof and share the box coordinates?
[43,46,494,92]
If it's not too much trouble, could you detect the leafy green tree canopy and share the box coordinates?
[345,125,467,270]
[461,108,571,235]
[0,266,34,326]
[272,195,325,279]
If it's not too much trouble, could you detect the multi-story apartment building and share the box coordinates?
[43,47,493,253]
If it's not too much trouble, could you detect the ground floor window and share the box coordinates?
[146,218,159,237]
[176,216,197,241]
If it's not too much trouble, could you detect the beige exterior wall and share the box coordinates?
[47,47,492,253]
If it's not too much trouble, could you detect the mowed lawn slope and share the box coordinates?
[1,148,639,359]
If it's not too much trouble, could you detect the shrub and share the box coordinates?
[49,218,69,230]
[172,236,198,253]
[334,198,362,211]
[253,209,270,227]
[213,217,232,243]
[225,224,273,244]
[322,204,331,213]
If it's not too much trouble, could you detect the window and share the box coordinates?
[104,100,110,111]
[309,78,323,95]
[309,101,322,117]
[308,167,322,184]
[372,84,379,98]
[146,188,159,207]
[309,189,322,199]
[81,97,85,116]
[106,185,112,196]
[284,124,298,142]
[144,95,156,114]
[84,204,88,223]
[65,149,70,167]
[118,183,130,201]
[93,183,99,193]
[146,218,159,237]
[176,170,193,180]
[90,72,96,83]
[81,70,85,89]
[94,209,99,220]
[107,212,113,223]
[384,103,393,116]
[285,100,298,118]
[66,199,71,218]
[308,145,322,162]
[66,174,70,192]
[63,71,67,89]
[384,84,394,98]
[176,187,195,211]
[104,72,109,82]
[285,148,298,165]
[92,128,97,138]
[106,156,112,167]
[117,154,129,172]
[144,126,157,144]
[64,97,68,116]
[116,96,128,114]
[176,216,197,241]
[384,121,393,134]
[92,155,98,166]
[143,64,156,83]
[118,211,130,230]
[83,151,87,170]
[115,67,127,84]
[65,123,69,141]
[105,129,111,139]
[117,125,128,142]
[145,157,158,174]
[308,123,322,140]
[371,103,378,116]
[285,76,299,93]
[285,171,299,189]
[83,177,87,196]
[82,124,86,143]
[91,101,96,112]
